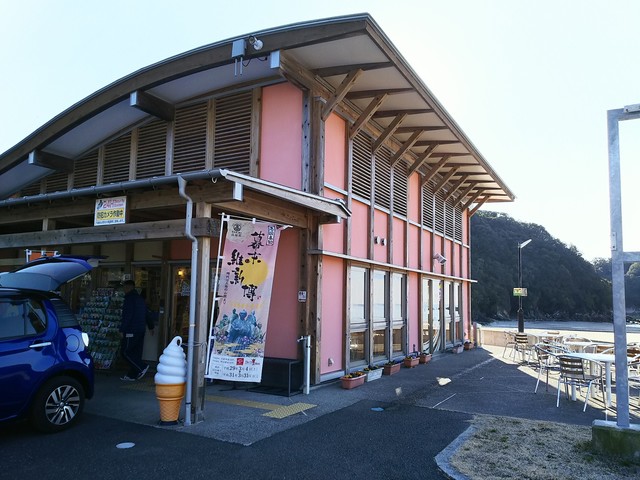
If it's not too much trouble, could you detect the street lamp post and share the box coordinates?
[517,239,532,333]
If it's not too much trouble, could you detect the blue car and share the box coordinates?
[0,255,98,432]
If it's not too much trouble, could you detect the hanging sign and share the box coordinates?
[206,220,282,382]
[513,288,528,297]
[94,196,127,226]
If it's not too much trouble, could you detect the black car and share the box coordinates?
[0,255,98,432]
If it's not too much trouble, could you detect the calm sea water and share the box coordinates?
[482,319,640,342]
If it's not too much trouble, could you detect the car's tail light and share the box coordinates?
[82,332,90,347]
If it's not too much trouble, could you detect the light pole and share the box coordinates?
[517,239,532,333]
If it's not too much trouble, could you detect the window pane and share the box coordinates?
[372,271,387,321]
[392,327,404,355]
[350,267,367,324]
[422,277,431,351]
[392,273,403,319]
[349,331,366,362]
[373,329,387,357]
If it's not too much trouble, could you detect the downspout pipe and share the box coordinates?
[177,175,198,426]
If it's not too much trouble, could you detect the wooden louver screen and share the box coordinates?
[434,189,445,235]
[352,131,372,200]
[422,183,434,228]
[44,171,69,194]
[73,150,99,189]
[20,182,41,197]
[445,199,455,238]
[374,147,391,210]
[173,102,207,174]
[103,133,131,184]
[454,205,463,242]
[137,120,167,179]
[393,159,408,217]
[214,91,252,174]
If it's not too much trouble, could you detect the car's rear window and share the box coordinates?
[0,296,47,338]
[49,298,79,328]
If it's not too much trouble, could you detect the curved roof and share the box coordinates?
[0,13,514,206]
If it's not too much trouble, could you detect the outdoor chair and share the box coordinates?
[556,355,606,414]
[514,333,534,364]
[502,331,517,358]
[533,344,561,393]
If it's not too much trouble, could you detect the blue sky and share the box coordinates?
[2,1,640,261]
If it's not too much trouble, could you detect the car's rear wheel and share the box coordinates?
[31,376,85,433]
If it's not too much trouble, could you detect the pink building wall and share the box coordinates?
[322,187,346,253]
[373,209,388,264]
[408,174,420,224]
[260,83,303,189]
[320,256,345,375]
[265,228,300,358]
[408,224,421,270]
[350,201,369,258]
[324,114,346,190]
[392,217,405,266]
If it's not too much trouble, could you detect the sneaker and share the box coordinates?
[120,375,136,382]
[136,364,149,380]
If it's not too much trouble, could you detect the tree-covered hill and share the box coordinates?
[470,211,612,322]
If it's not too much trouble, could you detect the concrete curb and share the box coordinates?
[435,425,476,480]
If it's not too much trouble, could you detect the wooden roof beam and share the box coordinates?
[408,144,438,175]
[452,183,480,206]
[395,126,448,133]
[469,195,490,217]
[391,130,422,167]
[130,90,175,121]
[444,174,470,202]
[432,166,460,194]
[28,150,73,173]
[461,190,486,210]
[372,109,433,118]
[322,69,363,121]
[372,113,407,153]
[349,93,388,139]
[313,62,391,77]
[420,155,451,187]
[345,88,414,100]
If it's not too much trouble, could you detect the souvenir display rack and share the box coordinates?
[79,288,124,369]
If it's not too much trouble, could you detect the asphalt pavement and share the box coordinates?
[2,344,638,480]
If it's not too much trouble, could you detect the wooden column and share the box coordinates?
[191,201,211,423]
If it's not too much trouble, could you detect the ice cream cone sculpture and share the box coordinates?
[154,336,187,424]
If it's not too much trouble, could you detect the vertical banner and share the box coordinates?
[206,220,282,381]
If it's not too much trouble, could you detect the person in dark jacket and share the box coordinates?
[119,279,151,381]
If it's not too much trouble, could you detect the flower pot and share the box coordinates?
[419,353,432,364]
[464,343,473,351]
[341,375,365,389]
[383,363,401,375]
[404,357,419,368]
[452,345,464,354]
[366,368,383,382]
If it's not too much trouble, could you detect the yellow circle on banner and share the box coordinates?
[241,259,268,286]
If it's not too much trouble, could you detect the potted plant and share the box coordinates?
[404,354,419,368]
[340,371,366,389]
[451,343,464,354]
[383,360,401,376]
[464,340,474,351]
[364,365,383,382]
[419,352,432,364]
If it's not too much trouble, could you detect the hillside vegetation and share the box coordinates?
[470,211,612,322]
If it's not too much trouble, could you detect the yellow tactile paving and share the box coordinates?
[262,402,316,419]
[204,394,280,411]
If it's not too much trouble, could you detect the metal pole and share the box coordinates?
[517,245,523,333]
[607,108,630,428]
[297,335,311,395]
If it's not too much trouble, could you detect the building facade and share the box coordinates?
[0,14,514,422]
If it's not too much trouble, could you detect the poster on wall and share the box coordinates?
[205,219,282,382]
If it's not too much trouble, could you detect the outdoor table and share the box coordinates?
[565,352,631,407]
[534,332,564,343]
[563,340,595,352]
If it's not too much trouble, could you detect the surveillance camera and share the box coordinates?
[433,253,447,265]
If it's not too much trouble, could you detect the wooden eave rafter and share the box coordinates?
[349,93,388,139]
[408,144,438,175]
[28,150,74,173]
[391,130,422,167]
[130,90,175,121]
[444,174,470,202]
[345,88,413,100]
[312,62,391,78]
[371,109,434,118]
[395,126,448,134]
[420,155,451,186]
[469,195,490,216]
[462,190,486,210]
[372,113,406,153]
[432,166,460,194]
[321,69,363,121]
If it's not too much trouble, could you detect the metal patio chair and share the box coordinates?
[556,355,606,414]
[502,331,517,358]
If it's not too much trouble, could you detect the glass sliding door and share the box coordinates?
[421,277,431,353]
[391,272,406,357]
[372,270,389,362]
[349,266,368,366]
[444,281,454,346]
[432,279,442,351]
[454,282,463,343]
